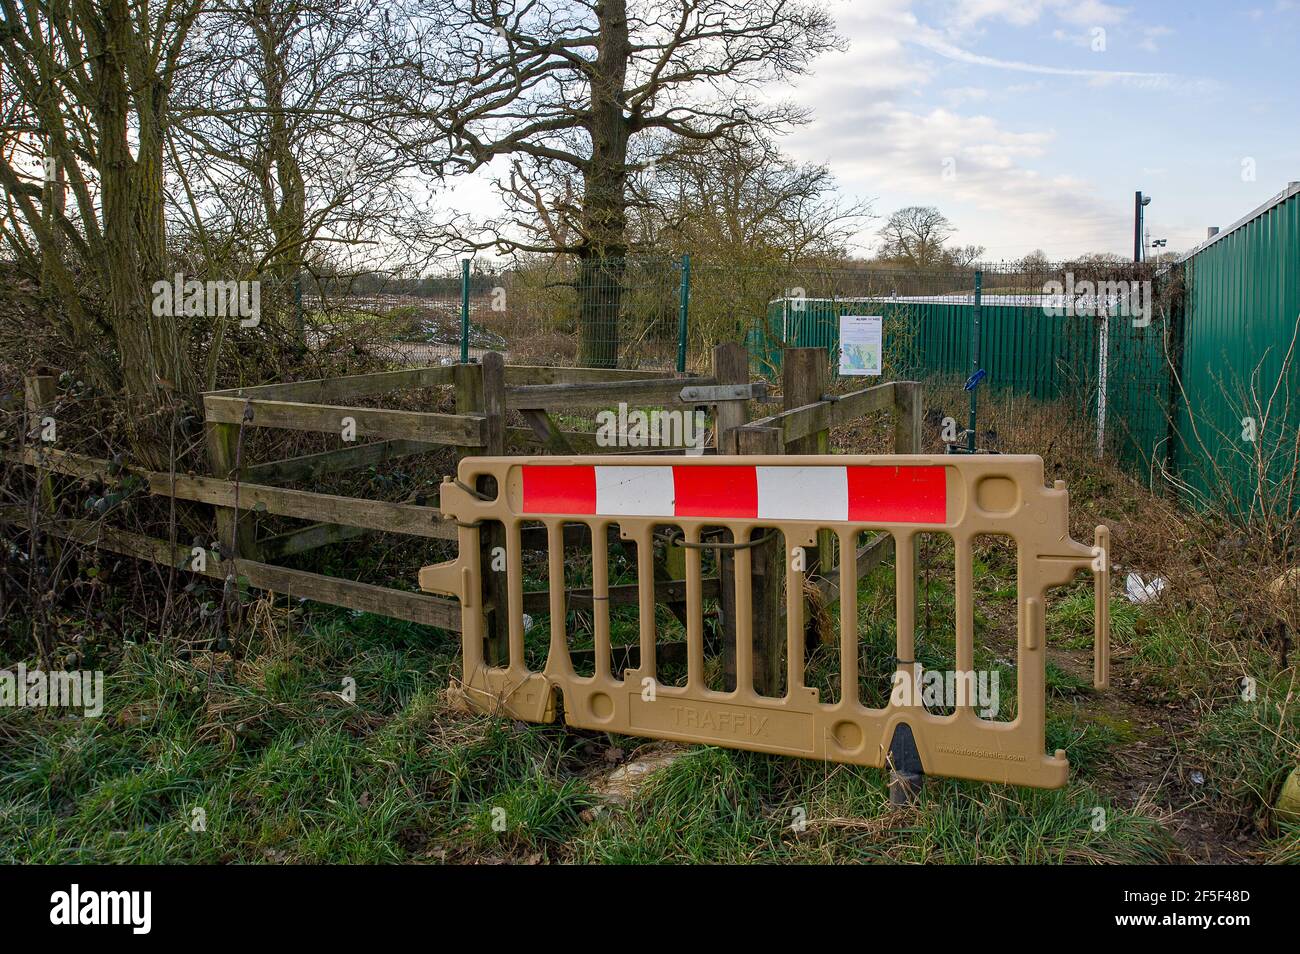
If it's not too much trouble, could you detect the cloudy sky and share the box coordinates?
[443,0,1300,262]
[776,0,1300,259]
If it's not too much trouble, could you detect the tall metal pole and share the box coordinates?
[459,258,471,364]
[1133,191,1143,263]
[1096,309,1109,459]
[676,253,691,373]
[968,270,982,453]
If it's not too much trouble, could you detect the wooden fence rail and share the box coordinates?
[203,395,486,446]
[0,507,461,629]
[4,351,923,662]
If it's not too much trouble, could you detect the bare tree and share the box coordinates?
[624,130,868,348]
[169,0,438,372]
[401,0,841,366]
[943,243,985,269]
[1019,248,1050,270]
[1016,247,1051,288]
[876,206,953,268]
[0,0,203,463]
[633,131,869,265]
[875,205,985,270]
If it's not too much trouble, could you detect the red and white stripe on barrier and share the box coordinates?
[518,463,948,524]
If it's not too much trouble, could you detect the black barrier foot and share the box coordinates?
[888,723,925,805]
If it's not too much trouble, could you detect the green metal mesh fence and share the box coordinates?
[303,266,480,367]
[297,254,1177,486]
[721,260,1176,479]
[489,256,686,369]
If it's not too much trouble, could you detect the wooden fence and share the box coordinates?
[4,345,920,661]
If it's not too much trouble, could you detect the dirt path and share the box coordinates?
[1046,644,1256,863]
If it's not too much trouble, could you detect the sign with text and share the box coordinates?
[839,314,882,376]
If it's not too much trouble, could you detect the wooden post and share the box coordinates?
[205,417,260,563]
[204,412,257,650]
[891,381,923,638]
[23,375,60,576]
[480,352,506,459]
[459,353,509,664]
[782,348,832,648]
[712,343,751,691]
[23,375,57,513]
[736,425,783,696]
[893,380,923,454]
[781,348,828,456]
[452,360,484,460]
[22,374,56,418]
[662,536,687,591]
[712,343,751,454]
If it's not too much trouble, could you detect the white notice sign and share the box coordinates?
[839,315,882,376]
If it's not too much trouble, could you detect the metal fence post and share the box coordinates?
[1096,306,1109,458]
[460,258,471,364]
[676,253,691,373]
[968,270,982,452]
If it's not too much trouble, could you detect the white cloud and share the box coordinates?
[1054,0,1129,27]
[437,0,1226,261]
[1051,26,1106,50]
[776,0,1146,256]
[913,26,1197,90]
[1137,24,1174,52]
[942,0,1049,31]
[943,86,990,106]
[939,0,1128,32]
[790,102,1126,256]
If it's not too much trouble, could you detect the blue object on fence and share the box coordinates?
[964,368,987,391]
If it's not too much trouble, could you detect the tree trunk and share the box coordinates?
[97,0,196,466]
[1,1,198,469]
[259,13,306,284]
[578,0,631,368]
[248,8,307,350]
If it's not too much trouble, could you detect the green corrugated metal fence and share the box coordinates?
[746,286,1171,473]
[1177,185,1300,513]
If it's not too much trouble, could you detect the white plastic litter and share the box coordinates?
[1124,571,1166,604]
